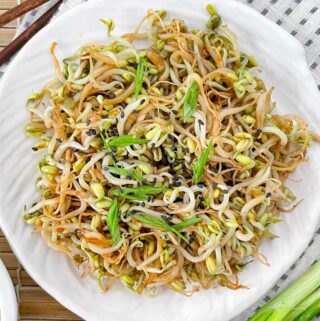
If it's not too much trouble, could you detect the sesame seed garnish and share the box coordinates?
[266,192,271,198]
[198,119,204,126]
[172,110,178,115]
[86,119,91,126]
[161,215,170,223]
[32,147,38,151]
[189,232,195,243]
[120,111,125,118]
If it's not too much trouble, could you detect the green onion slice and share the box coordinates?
[182,81,199,123]
[105,198,120,244]
[193,139,213,184]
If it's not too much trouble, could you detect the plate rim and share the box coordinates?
[0,259,18,321]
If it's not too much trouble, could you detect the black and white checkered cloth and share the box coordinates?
[1,1,319,320]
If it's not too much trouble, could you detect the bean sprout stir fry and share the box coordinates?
[24,6,319,296]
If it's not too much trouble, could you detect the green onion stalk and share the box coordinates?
[249,261,320,321]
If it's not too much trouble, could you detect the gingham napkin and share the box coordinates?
[1,1,320,320]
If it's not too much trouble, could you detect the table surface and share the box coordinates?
[0,3,82,320]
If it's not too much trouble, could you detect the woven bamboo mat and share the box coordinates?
[0,2,81,319]
[0,229,82,320]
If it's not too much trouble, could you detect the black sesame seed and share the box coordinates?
[167,134,174,141]
[172,110,178,115]
[266,192,271,198]
[257,128,262,134]
[56,138,62,143]
[198,119,204,126]
[161,215,170,223]
[173,181,182,187]
[103,167,109,171]
[189,232,195,243]
[151,143,156,148]
[32,147,38,151]
[112,147,117,153]
[222,189,229,194]
[86,119,91,126]
[152,178,157,185]
[171,145,177,152]
[167,215,173,221]
[120,111,125,118]
[109,93,115,99]
[101,129,106,136]
[197,183,205,188]
[91,129,97,135]
[141,202,145,207]
[86,131,92,136]
[140,99,146,105]
[166,239,171,244]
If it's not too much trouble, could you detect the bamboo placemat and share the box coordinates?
[0,228,82,320]
[0,2,81,319]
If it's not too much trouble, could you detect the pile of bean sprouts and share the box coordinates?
[24,6,319,296]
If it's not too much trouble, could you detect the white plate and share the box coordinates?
[0,1,319,320]
[0,259,17,321]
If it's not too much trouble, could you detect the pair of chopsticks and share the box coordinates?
[0,0,63,66]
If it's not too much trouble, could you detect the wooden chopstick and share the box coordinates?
[0,0,50,27]
[0,0,63,66]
